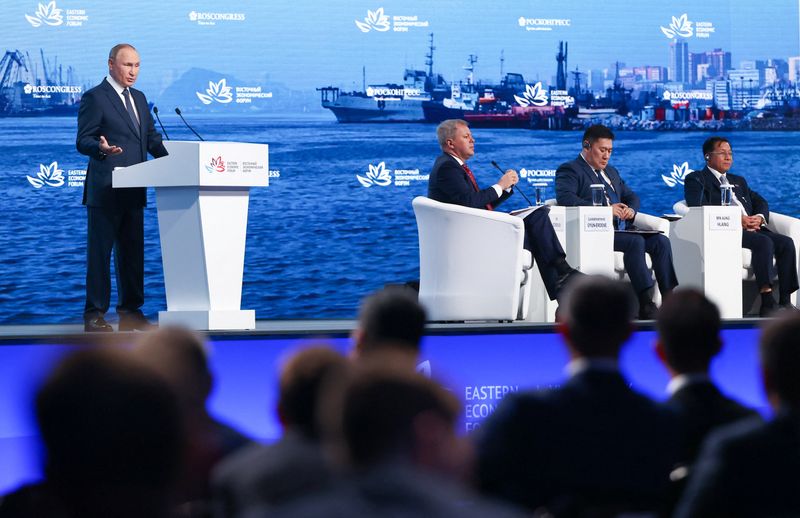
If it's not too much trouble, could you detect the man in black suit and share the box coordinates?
[556,124,678,319]
[655,288,759,465]
[428,119,579,301]
[476,275,682,515]
[351,286,426,369]
[212,346,348,517]
[675,312,800,517]
[684,136,798,316]
[76,43,168,332]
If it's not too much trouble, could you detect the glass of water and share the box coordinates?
[591,184,605,206]
[720,184,733,206]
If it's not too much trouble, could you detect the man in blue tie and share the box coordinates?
[684,136,798,316]
[555,124,678,319]
[77,43,168,332]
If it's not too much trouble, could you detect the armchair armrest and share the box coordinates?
[633,211,670,236]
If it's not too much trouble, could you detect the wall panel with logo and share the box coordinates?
[0,1,798,323]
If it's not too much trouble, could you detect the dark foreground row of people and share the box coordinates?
[2,280,800,517]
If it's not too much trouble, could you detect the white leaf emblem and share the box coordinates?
[355,7,390,32]
[26,1,64,27]
[514,82,548,107]
[196,79,233,104]
[661,13,693,39]
[356,161,392,187]
[27,161,64,188]
[661,161,690,188]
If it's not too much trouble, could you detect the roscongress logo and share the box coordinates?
[660,14,693,38]
[517,16,571,31]
[196,79,233,105]
[27,161,64,188]
[357,162,392,187]
[662,162,690,187]
[26,1,63,26]
[205,156,226,173]
[355,8,390,32]
[188,10,245,26]
[514,82,548,107]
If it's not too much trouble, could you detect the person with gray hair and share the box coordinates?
[428,119,580,302]
[477,275,682,515]
[675,312,800,517]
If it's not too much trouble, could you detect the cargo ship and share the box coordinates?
[317,34,448,123]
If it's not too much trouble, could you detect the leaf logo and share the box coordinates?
[354,8,390,32]
[25,1,64,27]
[514,82,548,107]
[661,161,690,188]
[416,360,431,378]
[27,161,64,188]
[660,13,693,39]
[205,156,225,173]
[356,162,392,188]
[188,11,198,21]
[196,78,234,105]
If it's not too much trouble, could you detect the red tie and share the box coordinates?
[462,163,492,211]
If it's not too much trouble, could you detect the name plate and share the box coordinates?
[708,211,739,231]
[550,213,564,232]
[584,214,611,232]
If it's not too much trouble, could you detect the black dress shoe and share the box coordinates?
[760,297,778,318]
[84,316,113,333]
[638,301,659,320]
[554,268,584,298]
[119,315,154,332]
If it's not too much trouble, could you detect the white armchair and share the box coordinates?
[672,200,800,316]
[412,196,533,321]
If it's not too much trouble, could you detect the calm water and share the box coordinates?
[1,114,799,324]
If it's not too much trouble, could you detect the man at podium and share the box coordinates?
[76,43,168,332]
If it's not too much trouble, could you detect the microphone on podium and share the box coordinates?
[174,107,205,141]
[491,160,534,206]
[153,106,170,140]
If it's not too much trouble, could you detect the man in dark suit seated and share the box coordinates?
[655,289,759,473]
[476,275,682,515]
[684,136,798,316]
[76,43,168,332]
[428,119,580,303]
[555,124,678,319]
[675,312,800,517]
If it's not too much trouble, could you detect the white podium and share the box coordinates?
[526,206,614,322]
[669,206,743,318]
[113,141,268,330]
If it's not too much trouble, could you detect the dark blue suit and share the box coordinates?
[556,156,678,295]
[684,166,798,301]
[428,153,567,299]
[477,368,682,514]
[76,78,168,319]
[675,409,800,517]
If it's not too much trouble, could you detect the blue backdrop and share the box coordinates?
[1,0,799,323]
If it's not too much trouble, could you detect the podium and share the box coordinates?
[669,206,743,318]
[113,141,268,330]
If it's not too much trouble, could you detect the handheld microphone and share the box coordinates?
[153,106,169,140]
[174,107,205,141]
[491,160,534,206]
